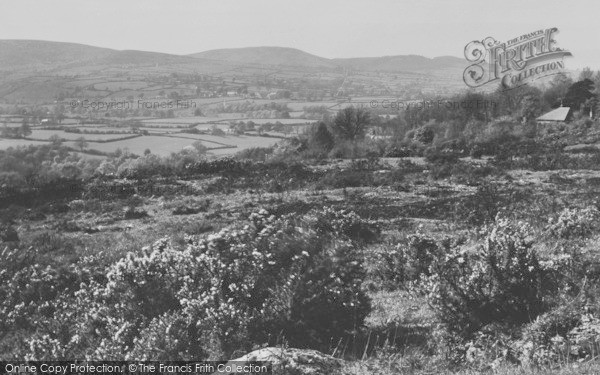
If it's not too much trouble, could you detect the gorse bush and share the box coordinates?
[313,206,380,245]
[419,218,549,338]
[546,206,600,239]
[4,208,374,360]
[368,232,448,291]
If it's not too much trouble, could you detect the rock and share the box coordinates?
[221,347,345,375]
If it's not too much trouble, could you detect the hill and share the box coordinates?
[191,46,466,72]
[0,40,469,104]
[0,40,115,69]
[190,46,336,69]
[0,40,466,76]
[0,40,209,72]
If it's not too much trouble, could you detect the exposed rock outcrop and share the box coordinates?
[221,347,345,375]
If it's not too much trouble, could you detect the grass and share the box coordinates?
[31,129,132,141]
[92,80,149,91]
[141,115,245,125]
[64,135,200,156]
[0,139,49,149]
[366,291,435,329]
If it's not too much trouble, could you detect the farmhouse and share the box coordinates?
[536,106,571,124]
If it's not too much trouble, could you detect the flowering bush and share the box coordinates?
[546,207,600,239]
[7,207,374,360]
[511,301,600,366]
[367,232,446,290]
[0,246,83,333]
[419,218,549,338]
[313,206,379,244]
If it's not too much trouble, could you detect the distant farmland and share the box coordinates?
[0,131,282,157]
[30,129,133,141]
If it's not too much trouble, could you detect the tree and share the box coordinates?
[192,141,208,155]
[542,73,573,108]
[593,71,600,93]
[564,79,595,114]
[519,94,542,123]
[460,92,489,121]
[579,67,595,81]
[415,126,435,144]
[75,137,88,152]
[310,122,334,151]
[19,118,31,138]
[49,134,62,147]
[331,107,370,141]
[1,124,10,138]
[211,126,226,136]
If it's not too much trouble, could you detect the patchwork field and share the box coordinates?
[30,129,133,141]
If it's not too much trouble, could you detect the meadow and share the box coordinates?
[63,136,196,155]
[30,129,132,141]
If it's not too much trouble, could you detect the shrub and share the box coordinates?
[459,183,504,225]
[235,147,274,162]
[415,127,435,145]
[12,208,373,359]
[368,233,446,290]
[420,218,550,338]
[309,122,335,153]
[312,207,380,245]
[383,144,411,157]
[546,207,600,239]
[424,147,461,164]
[469,145,484,159]
[0,246,82,334]
[328,141,364,159]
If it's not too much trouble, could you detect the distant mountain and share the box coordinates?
[0,40,114,68]
[332,55,467,72]
[189,46,335,69]
[0,40,466,74]
[191,47,466,72]
[0,40,204,71]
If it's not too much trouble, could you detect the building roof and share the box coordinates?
[536,107,571,122]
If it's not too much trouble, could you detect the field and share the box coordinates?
[0,130,283,156]
[0,138,48,149]
[231,118,316,125]
[30,129,133,141]
[141,115,246,125]
[51,133,280,156]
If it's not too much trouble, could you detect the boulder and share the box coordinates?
[221,347,345,375]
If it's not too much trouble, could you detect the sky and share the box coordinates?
[0,0,598,69]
